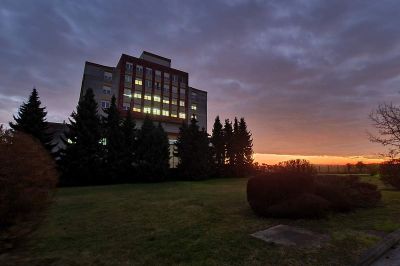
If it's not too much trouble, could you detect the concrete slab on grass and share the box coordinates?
[251,224,330,248]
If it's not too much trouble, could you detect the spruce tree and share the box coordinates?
[103,95,125,183]
[175,116,210,180]
[136,116,169,181]
[10,88,53,150]
[238,117,254,174]
[58,88,103,185]
[224,119,235,168]
[121,111,137,181]
[211,116,225,173]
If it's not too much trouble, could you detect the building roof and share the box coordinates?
[141,51,171,63]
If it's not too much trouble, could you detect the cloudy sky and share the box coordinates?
[1,0,399,163]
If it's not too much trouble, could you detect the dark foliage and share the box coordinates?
[0,130,57,251]
[247,160,381,218]
[136,116,169,181]
[103,96,125,183]
[175,117,211,180]
[211,116,225,174]
[58,88,103,186]
[120,111,137,181]
[9,88,53,151]
[379,159,400,189]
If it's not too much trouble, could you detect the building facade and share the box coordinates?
[80,52,207,166]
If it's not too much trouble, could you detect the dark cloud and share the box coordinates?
[1,0,399,156]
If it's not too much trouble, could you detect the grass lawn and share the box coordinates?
[2,177,400,265]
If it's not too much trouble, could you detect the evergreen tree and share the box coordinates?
[238,117,254,174]
[10,88,53,150]
[58,88,103,185]
[121,111,137,181]
[211,116,225,172]
[224,119,235,167]
[136,116,169,181]
[103,95,125,183]
[175,116,210,180]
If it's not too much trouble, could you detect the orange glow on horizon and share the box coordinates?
[254,153,384,165]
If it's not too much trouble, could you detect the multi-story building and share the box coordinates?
[80,51,207,166]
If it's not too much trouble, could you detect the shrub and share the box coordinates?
[314,175,381,212]
[247,160,381,218]
[379,159,400,189]
[0,131,58,251]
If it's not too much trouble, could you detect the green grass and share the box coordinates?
[4,177,400,265]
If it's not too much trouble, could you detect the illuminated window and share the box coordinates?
[135,78,142,85]
[67,138,74,144]
[171,112,177,118]
[163,98,169,104]
[179,100,185,107]
[133,92,142,98]
[171,99,177,105]
[162,110,169,116]
[136,65,143,73]
[126,62,133,71]
[103,86,111,95]
[144,94,152,100]
[143,107,151,113]
[179,112,186,119]
[123,103,130,110]
[153,108,160,115]
[133,107,141,112]
[104,72,112,81]
[123,89,131,97]
[100,138,107,146]
[191,104,197,110]
[153,95,161,102]
[101,101,110,109]
[125,75,132,83]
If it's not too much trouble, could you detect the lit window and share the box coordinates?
[123,89,131,97]
[100,138,107,146]
[192,114,197,119]
[104,72,112,81]
[103,86,111,95]
[126,62,133,71]
[135,78,142,85]
[171,99,177,105]
[123,103,130,110]
[153,95,161,102]
[133,92,142,98]
[101,101,110,109]
[162,110,169,116]
[171,111,177,118]
[67,138,74,144]
[136,65,143,73]
[144,94,152,100]
[153,108,160,115]
[125,75,132,83]
[133,107,141,112]
[191,104,197,110]
[180,100,185,107]
[145,80,152,88]
[179,112,186,119]
[143,107,151,113]
[163,98,169,104]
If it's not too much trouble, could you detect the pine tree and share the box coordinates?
[238,117,254,174]
[175,116,210,180]
[10,88,53,150]
[103,95,125,183]
[211,116,225,173]
[121,111,137,181]
[58,88,103,185]
[136,116,169,181]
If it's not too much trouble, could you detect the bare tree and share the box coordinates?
[369,103,400,157]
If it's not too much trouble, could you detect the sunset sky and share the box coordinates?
[1,0,399,164]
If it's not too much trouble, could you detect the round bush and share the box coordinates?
[380,159,400,189]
